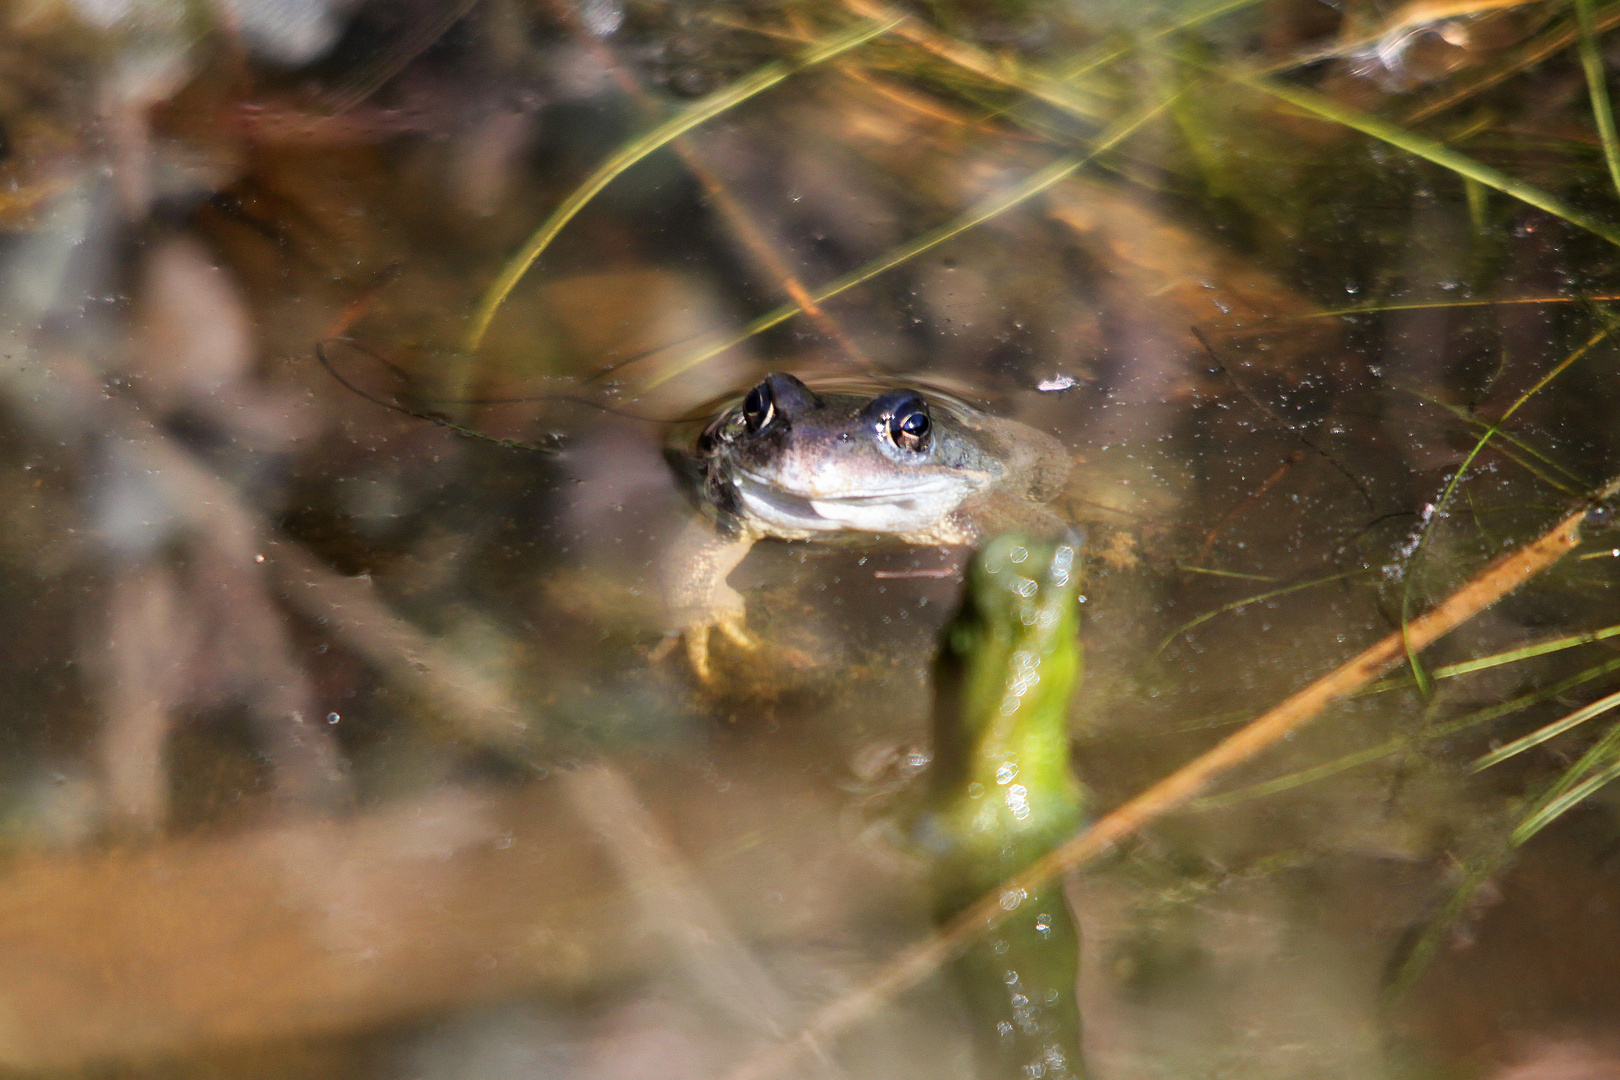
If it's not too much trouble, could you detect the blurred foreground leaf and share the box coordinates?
[919,532,1087,1080]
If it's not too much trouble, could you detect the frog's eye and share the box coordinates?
[887,397,931,452]
[742,381,774,433]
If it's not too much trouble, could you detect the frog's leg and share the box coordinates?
[660,518,758,682]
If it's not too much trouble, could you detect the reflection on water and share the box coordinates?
[1,1,1620,1077]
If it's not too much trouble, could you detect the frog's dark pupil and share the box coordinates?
[888,401,931,450]
[742,383,773,432]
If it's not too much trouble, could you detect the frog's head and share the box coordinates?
[692,373,1005,535]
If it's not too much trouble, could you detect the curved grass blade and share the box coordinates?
[462,16,901,352]
[1196,730,1425,810]
[1577,0,1620,200]
[1150,570,1368,662]
[1215,65,1620,248]
[634,93,1179,393]
[316,338,564,453]
[1393,324,1613,694]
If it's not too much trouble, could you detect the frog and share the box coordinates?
[661,372,1072,680]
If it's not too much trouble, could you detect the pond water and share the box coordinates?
[2,1,1620,1078]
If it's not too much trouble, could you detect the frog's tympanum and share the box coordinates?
[665,372,1071,678]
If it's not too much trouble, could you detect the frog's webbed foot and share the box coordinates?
[658,522,760,684]
[658,598,758,684]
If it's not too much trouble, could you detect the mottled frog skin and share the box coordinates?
[664,373,1071,679]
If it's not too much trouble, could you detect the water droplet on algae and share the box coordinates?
[326,713,340,724]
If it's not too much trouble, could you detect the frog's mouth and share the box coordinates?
[733,470,979,534]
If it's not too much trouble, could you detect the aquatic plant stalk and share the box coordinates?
[920,534,1086,1080]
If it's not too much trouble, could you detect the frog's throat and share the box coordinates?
[731,469,990,534]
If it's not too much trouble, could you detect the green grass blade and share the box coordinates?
[1217,66,1620,248]
[1511,715,1620,839]
[1512,741,1620,843]
[1388,676,1620,1003]
[635,92,1178,393]
[1577,0,1620,200]
[1426,623,1620,682]
[1200,655,1620,809]
[1473,687,1620,771]
[462,16,901,352]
